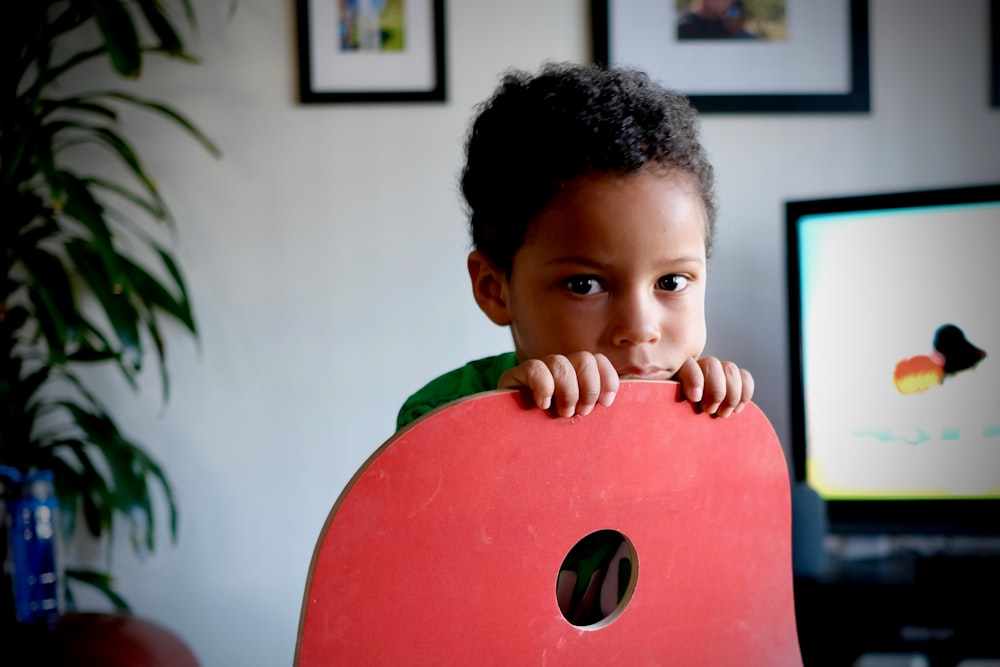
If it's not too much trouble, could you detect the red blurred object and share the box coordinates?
[11,612,200,666]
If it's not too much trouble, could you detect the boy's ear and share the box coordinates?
[467,250,512,326]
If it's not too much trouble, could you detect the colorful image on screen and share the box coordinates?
[797,201,1000,501]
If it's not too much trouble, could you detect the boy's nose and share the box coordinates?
[611,292,661,346]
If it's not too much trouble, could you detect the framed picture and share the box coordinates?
[991,0,999,108]
[591,0,870,113]
[296,0,446,103]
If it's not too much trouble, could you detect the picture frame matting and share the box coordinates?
[296,0,446,104]
[591,0,871,114]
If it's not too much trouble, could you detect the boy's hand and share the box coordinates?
[673,356,754,418]
[498,353,753,420]
[497,352,619,418]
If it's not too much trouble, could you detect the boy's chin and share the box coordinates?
[617,370,674,381]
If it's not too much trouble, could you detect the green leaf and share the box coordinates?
[51,439,115,538]
[100,91,222,158]
[20,245,82,353]
[65,568,132,612]
[44,455,84,538]
[141,306,171,400]
[136,0,183,53]
[0,306,30,341]
[56,403,162,552]
[13,214,61,251]
[73,123,157,191]
[35,46,108,92]
[55,172,120,261]
[68,346,120,363]
[122,253,196,332]
[40,96,119,122]
[178,0,199,35]
[65,240,143,370]
[87,176,168,221]
[144,45,201,65]
[156,248,198,334]
[58,400,124,450]
[16,366,51,409]
[132,445,179,543]
[113,250,196,400]
[75,402,177,546]
[27,288,69,366]
[4,129,41,187]
[74,319,141,390]
[100,439,155,552]
[24,120,63,199]
[57,366,120,415]
[93,0,142,77]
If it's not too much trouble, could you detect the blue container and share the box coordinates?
[5,469,61,626]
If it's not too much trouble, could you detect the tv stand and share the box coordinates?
[794,546,1000,666]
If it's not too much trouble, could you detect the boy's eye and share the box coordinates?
[656,275,689,292]
[565,276,604,295]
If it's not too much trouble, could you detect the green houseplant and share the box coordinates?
[1,0,219,621]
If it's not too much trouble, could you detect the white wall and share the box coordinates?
[64,1,999,665]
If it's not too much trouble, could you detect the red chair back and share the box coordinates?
[296,381,801,665]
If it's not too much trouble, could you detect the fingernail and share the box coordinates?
[599,391,616,406]
[540,396,551,410]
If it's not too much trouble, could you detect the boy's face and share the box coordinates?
[481,170,709,380]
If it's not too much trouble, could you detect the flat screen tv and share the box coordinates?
[785,183,1000,537]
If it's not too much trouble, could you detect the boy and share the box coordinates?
[396,62,754,625]
[398,62,753,432]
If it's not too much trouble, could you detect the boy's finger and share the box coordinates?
[713,361,743,418]
[595,353,619,407]
[698,357,727,415]
[498,360,555,410]
[546,355,580,418]
[735,368,754,413]
[571,353,603,416]
[673,357,705,405]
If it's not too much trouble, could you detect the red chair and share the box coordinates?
[295,381,802,665]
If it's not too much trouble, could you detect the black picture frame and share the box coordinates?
[991,0,999,108]
[591,0,870,114]
[296,0,446,103]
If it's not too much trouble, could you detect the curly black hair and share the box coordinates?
[460,62,717,273]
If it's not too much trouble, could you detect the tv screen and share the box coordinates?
[786,183,1000,536]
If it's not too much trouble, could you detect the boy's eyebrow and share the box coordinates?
[543,256,602,267]
[544,255,706,268]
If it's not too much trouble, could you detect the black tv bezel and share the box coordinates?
[785,183,1000,536]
